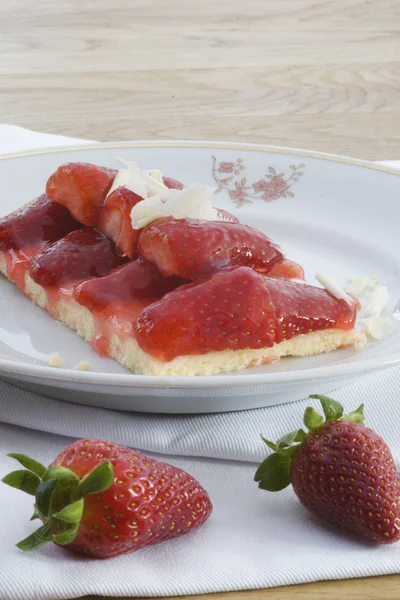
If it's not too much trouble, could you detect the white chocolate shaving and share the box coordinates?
[315,273,353,305]
[363,317,394,340]
[107,158,149,200]
[362,286,389,318]
[130,183,221,229]
[106,158,230,229]
[345,275,394,340]
[345,276,378,296]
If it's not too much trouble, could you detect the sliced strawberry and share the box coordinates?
[134,267,358,361]
[97,187,143,257]
[162,176,184,190]
[0,194,80,252]
[138,217,283,279]
[264,276,356,343]
[74,258,185,311]
[267,259,305,280]
[46,163,117,226]
[30,228,125,287]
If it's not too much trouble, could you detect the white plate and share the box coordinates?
[1,141,400,413]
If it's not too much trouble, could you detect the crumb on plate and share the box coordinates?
[73,360,92,371]
[47,352,64,368]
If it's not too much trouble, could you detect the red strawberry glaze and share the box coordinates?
[75,258,185,311]
[89,301,148,357]
[0,194,81,253]
[4,248,35,291]
[134,267,358,362]
[138,217,283,279]
[1,245,79,313]
[267,259,305,280]
[74,259,186,356]
[30,228,126,288]
[0,194,82,290]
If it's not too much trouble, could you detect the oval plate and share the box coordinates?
[1,141,400,413]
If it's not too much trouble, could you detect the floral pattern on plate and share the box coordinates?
[212,157,305,208]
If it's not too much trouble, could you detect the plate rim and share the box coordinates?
[1,139,400,178]
[1,139,400,388]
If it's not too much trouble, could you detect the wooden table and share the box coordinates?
[1,0,399,598]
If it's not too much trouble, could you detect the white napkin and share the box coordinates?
[1,126,400,600]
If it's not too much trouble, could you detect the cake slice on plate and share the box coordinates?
[0,160,365,376]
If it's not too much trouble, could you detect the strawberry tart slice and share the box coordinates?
[0,160,365,376]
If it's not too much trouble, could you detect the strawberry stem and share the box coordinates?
[53,523,80,546]
[343,403,365,424]
[74,461,114,498]
[303,407,324,431]
[309,394,343,422]
[53,499,84,523]
[35,479,58,518]
[2,453,114,552]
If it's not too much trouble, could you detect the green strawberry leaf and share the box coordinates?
[303,407,324,431]
[6,453,46,478]
[275,445,301,459]
[16,522,55,552]
[343,403,365,424]
[53,499,84,523]
[276,429,307,449]
[43,466,79,484]
[53,523,80,546]
[2,470,41,496]
[309,394,343,422]
[254,453,291,492]
[75,461,114,498]
[261,436,277,452]
[35,479,58,518]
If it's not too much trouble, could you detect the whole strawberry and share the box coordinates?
[255,395,400,544]
[2,439,212,558]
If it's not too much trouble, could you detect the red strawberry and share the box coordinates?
[134,266,358,361]
[162,176,184,190]
[97,186,143,258]
[267,258,305,280]
[74,258,186,312]
[2,439,212,558]
[255,396,400,544]
[138,217,283,279]
[46,163,117,226]
[0,195,81,252]
[30,228,126,287]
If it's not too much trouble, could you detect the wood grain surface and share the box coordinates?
[1,0,400,159]
[1,0,400,598]
[85,574,400,600]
